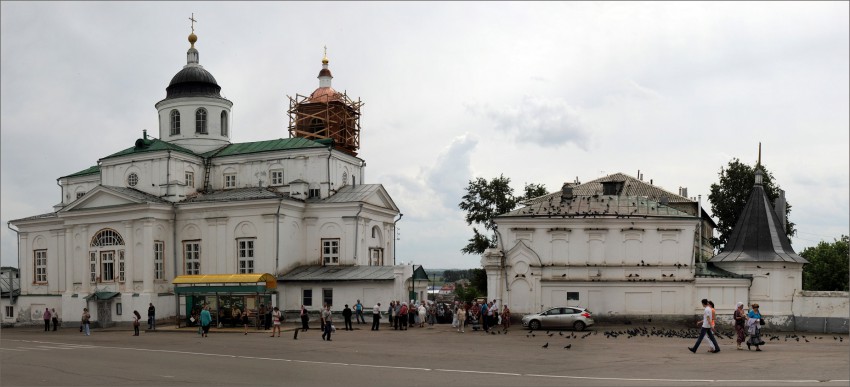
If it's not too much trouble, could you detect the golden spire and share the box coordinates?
[322,45,329,64]
[188,13,198,48]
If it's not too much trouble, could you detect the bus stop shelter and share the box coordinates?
[172,273,278,328]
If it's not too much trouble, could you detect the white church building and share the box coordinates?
[8,26,425,327]
[482,171,846,332]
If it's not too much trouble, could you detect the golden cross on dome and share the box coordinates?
[189,13,197,33]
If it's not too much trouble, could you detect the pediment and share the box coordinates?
[61,186,151,212]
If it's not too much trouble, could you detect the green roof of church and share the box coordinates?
[61,165,101,179]
[101,138,199,160]
[205,138,328,158]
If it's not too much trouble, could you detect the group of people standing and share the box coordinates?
[690,299,766,354]
[41,308,60,332]
[451,300,510,333]
[381,300,439,331]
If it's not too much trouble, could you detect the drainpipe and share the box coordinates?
[327,147,333,196]
[6,222,20,305]
[172,203,178,327]
[165,151,172,199]
[353,204,363,264]
[393,213,403,265]
[275,199,283,273]
[493,225,510,298]
[693,195,700,275]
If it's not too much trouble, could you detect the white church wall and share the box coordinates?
[792,290,849,333]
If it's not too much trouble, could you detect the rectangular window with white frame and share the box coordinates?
[270,169,284,186]
[184,241,201,275]
[237,238,255,274]
[185,171,194,188]
[322,288,333,307]
[89,252,96,283]
[322,239,339,265]
[101,251,115,282]
[154,241,165,280]
[34,250,47,284]
[117,250,125,282]
[224,173,237,189]
[4,306,13,319]
[302,288,312,306]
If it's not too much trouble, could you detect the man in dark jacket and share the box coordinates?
[342,304,353,331]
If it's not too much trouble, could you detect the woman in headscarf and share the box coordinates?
[733,302,747,350]
[746,303,764,351]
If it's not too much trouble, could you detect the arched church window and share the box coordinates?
[342,171,348,186]
[308,118,325,134]
[196,108,208,134]
[221,111,228,136]
[90,229,125,247]
[170,110,181,135]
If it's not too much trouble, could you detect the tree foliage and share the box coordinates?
[800,236,849,291]
[458,175,546,255]
[708,158,795,250]
[452,268,488,301]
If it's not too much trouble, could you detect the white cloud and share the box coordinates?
[1,2,848,269]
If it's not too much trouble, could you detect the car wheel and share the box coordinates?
[529,320,541,330]
[573,321,586,331]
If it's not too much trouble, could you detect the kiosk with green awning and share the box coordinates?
[172,273,278,328]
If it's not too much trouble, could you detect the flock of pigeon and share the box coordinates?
[516,325,847,349]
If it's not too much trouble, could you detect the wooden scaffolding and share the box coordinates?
[287,91,363,156]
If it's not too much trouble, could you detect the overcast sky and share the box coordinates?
[2,2,848,270]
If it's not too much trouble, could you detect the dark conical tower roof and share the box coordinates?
[710,169,807,263]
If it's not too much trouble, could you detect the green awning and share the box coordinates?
[85,291,120,301]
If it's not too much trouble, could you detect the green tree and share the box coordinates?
[454,283,480,303]
[468,268,487,295]
[800,236,849,291]
[708,158,795,251]
[458,175,546,255]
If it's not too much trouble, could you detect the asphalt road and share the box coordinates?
[2,322,848,387]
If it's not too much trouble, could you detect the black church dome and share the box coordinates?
[164,66,222,100]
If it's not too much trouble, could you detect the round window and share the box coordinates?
[127,173,139,187]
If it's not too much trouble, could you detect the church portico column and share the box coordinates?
[51,229,65,294]
[142,218,154,293]
[123,221,134,293]
[64,227,74,295]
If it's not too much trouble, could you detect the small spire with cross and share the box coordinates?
[189,13,197,33]
[322,45,329,64]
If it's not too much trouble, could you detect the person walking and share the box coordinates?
[733,302,747,350]
[456,305,467,333]
[147,303,156,330]
[200,306,212,338]
[355,300,365,325]
[399,302,409,330]
[688,299,720,353]
[265,304,273,331]
[51,308,60,331]
[43,308,52,332]
[321,304,333,341]
[343,304,353,331]
[705,300,718,352]
[132,310,141,336]
[300,305,309,332]
[371,302,382,331]
[81,308,91,336]
[271,306,282,337]
[747,303,765,351]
